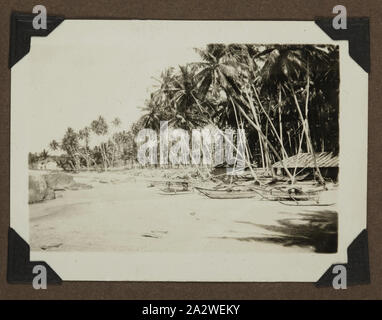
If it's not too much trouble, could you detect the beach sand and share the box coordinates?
[29,170,338,253]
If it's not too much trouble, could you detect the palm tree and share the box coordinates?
[129,43,339,183]
[109,117,122,166]
[112,117,121,128]
[61,127,81,170]
[170,65,207,130]
[139,98,164,131]
[256,45,328,183]
[152,67,177,107]
[40,149,49,160]
[78,127,90,147]
[194,44,241,100]
[307,46,339,154]
[194,45,282,177]
[78,126,92,169]
[91,116,109,170]
[49,140,59,151]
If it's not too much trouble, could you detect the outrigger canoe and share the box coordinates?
[159,189,193,195]
[195,185,322,201]
[195,187,261,199]
[259,186,321,202]
[279,201,335,206]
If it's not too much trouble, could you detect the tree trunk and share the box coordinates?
[232,101,257,180]
[192,93,260,182]
[101,143,108,171]
[230,98,295,181]
[288,63,325,185]
[251,85,288,160]
[245,89,265,168]
[278,86,285,159]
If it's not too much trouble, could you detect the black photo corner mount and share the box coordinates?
[315,229,370,287]
[9,13,369,72]
[7,228,62,285]
[315,17,370,73]
[9,12,64,68]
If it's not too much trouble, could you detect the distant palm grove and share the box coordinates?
[29,44,339,175]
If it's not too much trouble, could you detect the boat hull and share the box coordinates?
[195,187,260,199]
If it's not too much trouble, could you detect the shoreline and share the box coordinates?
[29,169,338,254]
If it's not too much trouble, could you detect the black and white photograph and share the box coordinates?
[10,20,367,281]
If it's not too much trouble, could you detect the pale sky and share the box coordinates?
[15,20,202,152]
[12,20,337,153]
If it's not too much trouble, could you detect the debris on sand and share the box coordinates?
[142,230,168,238]
[141,233,160,238]
[40,243,63,250]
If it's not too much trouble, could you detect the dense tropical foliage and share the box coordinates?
[131,44,339,177]
[30,44,339,177]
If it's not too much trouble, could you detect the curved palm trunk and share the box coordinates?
[292,129,304,185]
[258,133,266,169]
[69,146,81,170]
[191,93,260,183]
[304,65,325,185]
[288,64,325,185]
[84,138,91,169]
[100,143,108,171]
[250,86,289,160]
[229,98,294,181]
[246,89,265,168]
[232,100,257,180]
[278,86,285,159]
[264,120,272,175]
[287,131,292,155]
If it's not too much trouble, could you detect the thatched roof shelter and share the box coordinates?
[272,152,339,169]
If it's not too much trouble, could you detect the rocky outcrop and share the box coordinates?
[29,172,92,204]
[43,173,75,190]
[29,174,55,204]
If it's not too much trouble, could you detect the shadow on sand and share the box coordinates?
[222,210,338,253]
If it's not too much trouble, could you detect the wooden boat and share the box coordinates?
[159,189,193,195]
[258,186,321,202]
[195,187,261,199]
[159,185,192,195]
[279,201,335,207]
[148,179,190,187]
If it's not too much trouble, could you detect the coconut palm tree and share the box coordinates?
[194,44,241,100]
[194,44,282,176]
[152,67,177,106]
[169,65,207,130]
[256,45,329,183]
[61,127,81,170]
[112,117,121,128]
[109,117,123,166]
[49,140,59,151]
[39,149,49,160]
[128,43,339,182]
[139,98,165,131]
[90,116,109,170]
[78,126,92,169]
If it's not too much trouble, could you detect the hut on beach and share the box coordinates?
[272,152,339,180]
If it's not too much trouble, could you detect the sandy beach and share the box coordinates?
[29,170,338,254]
